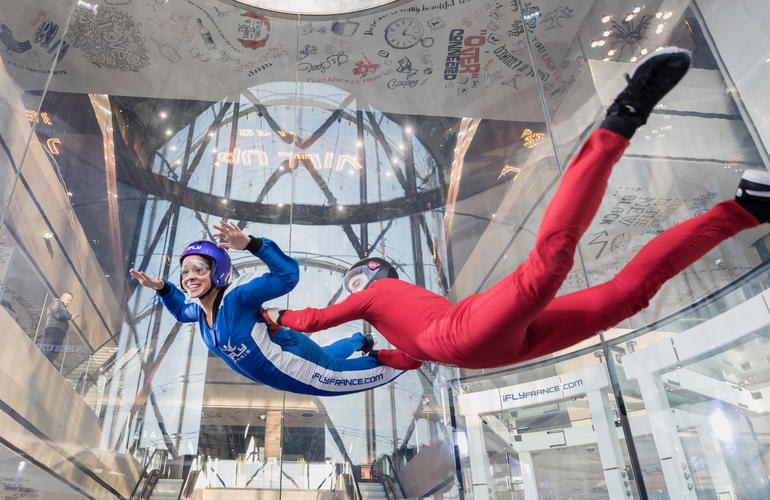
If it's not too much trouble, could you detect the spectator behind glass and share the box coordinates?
[41,292,78,366]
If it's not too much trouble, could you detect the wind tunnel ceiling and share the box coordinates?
[7,0,680,224]
[5,0,596,120]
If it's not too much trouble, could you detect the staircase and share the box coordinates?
[358,482,388,500]
[148,478,185,499]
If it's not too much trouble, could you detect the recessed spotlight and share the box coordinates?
[640,48,648,55]
[601,15,611,23]
[337,205,343,211]
[170,145,177,151]
[656,24,664,34]
[208,132,215,137]
[221,199,228,204]
[165,129,173,136]
[625,14,634,22]
[603,57,610,61]
[630,56,638,62]
[43,232,54,240]
[602,31,611,37]
[597,40,605,46]
[405,125,413,134]
[663,11,672,19]
[608,49,616,56]
[656,11,663,19]
[632,6,641,14]
[159,111,168,119]
[356,140,363,148]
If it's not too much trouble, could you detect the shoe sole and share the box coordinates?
[627,46,692,80]
[741,170,770,198]
[742,169,770,185]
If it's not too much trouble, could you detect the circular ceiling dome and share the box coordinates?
[228,0,399,16]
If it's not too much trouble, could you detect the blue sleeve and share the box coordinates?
[233,237,299,307]
[157,282,199,323]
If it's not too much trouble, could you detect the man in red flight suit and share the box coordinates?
[266,47,770,370]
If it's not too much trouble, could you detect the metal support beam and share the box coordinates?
[464,413,490,500]
[586,390,633,499]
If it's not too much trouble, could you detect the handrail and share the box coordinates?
[376,455,405,499]
[178,469,201,500]
[138,469,161,500]
[128,450,159,499]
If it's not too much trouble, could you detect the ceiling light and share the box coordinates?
[608,49,616,56]
[159,111,168,119]
[601,15,611,23]
[625,14,634,22]
[591,40,599,48]
[603,57,610,61]
[337,205,343,211]
[597,40,605,46]
[169,145,176,151]
[663,11,673,19]
[405,125,413,134]
[165,129,173,136]
[208,132,215,137]
[602,31,611,37]
[656,11,663,19]
[356,140,363,148]
[640,48,648,55]
[44,232,54,239]
[399,144,405,150]
[656,24,665,33]
[632,6,641,14]
[630,56,638,62]
[221,199,228,204]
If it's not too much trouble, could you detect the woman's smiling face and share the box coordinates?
[181,255,213,298]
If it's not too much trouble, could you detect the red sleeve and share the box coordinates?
[280,290,374,332]
[377,349,423,370]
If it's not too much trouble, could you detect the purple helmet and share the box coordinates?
[180,240,231,287]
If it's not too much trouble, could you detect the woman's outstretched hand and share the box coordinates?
[212,220,250,251]
[130,269,165,291]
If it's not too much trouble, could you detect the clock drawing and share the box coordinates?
[384,18,424,49]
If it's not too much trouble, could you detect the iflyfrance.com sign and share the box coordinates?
[457,364,608,416]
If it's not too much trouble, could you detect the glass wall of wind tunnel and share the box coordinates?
[450,1,770,500]
[0,1,131,499]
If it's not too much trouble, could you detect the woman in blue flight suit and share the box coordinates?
[129,220,403,396]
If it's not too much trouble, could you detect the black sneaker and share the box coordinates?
[735,169,770,223]
[360,333,375,354]
[602,47,691,138]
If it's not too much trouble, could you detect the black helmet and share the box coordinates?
[343,257,398,293]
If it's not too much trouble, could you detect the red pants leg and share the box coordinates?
[449,129,629,366]
[521,200,759,361]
